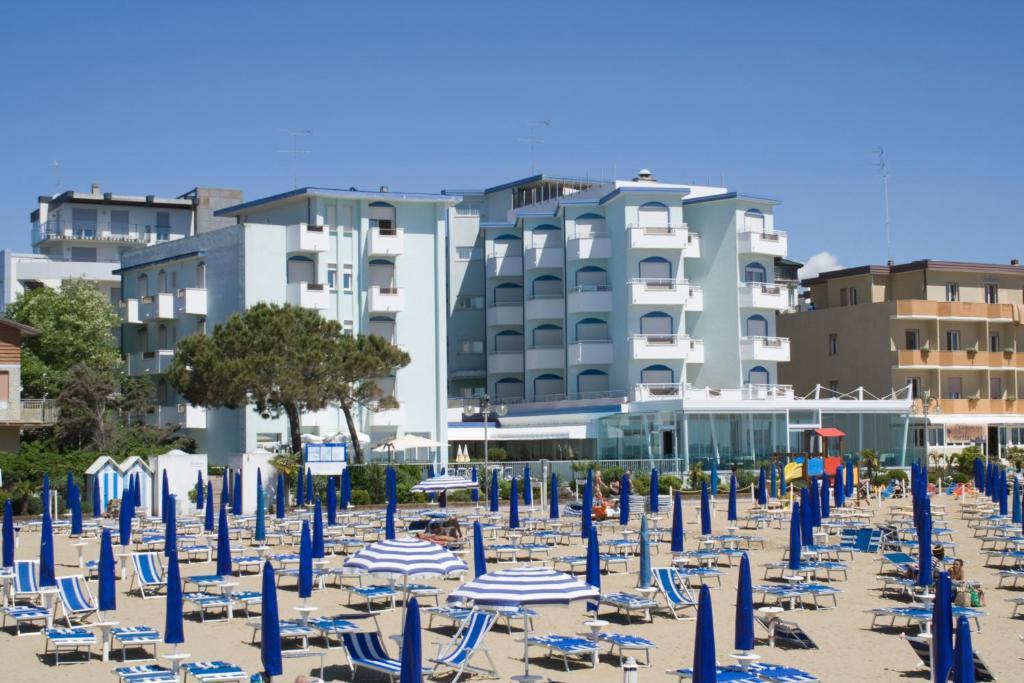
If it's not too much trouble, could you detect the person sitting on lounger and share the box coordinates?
[950,559,986,606]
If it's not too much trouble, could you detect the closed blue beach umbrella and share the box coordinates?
[800,488,814,547]
[581,475,593,541]
[727,474,737,522]
[671,491,685,553]
[757,468,767,506]
[276,473,286,519]
[70,484,83,535]
[221,470,229,509]
[400,597,423,683]
[700,481,711,537]
[1014,477,1022,525]
[312,498,325,559]
[98,528,116,613]
[952,615,975,683]
[385,505,396,540]
[649,468,660,514]
[2,499,14,567]
[472,521,486,578]
[639,515,652,589]
[693,585,717,683]
[834,468,844,508]
[260,562,283,679]
[509,478,520,529]
[92,476,102,518]
[549,472,559,520]
[341,468,351,510]
[819,474,830,519]
[296,467,304,509]
[619,475,631,525]
[216,504,232,576]
[523,465,532,506]
[845,459,855,497]
[298,521,313,600]
[788,502,802,571]
[917,510,932,588]
[470,467,479,504]
[204,483,215,532]
[932,572,954,682]
[305,468,313,506]
[164,496,177,558]
[489,470,499,513]
[327,477,337,527]
[809,477,821,527]
[196,470,204,510]
[161,470,170,524]
[255,481,266,543]
[770,463,778,499]
[735,553,754,652]
[585,526,600,612]
[710,461,718,496]
[119,489,133,547]
[164,548,184,647]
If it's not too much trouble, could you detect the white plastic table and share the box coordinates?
[93,620,120,661]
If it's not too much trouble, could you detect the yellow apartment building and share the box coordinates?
[778,259,1024,460]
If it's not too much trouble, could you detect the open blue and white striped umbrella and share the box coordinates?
[345,538,467,576]
[410,474,477,493]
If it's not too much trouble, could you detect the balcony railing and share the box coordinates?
[894,300,1016,321]
[0,399,59,424]
[35,221,168,245]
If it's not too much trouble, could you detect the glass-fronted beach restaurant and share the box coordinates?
[449,387,913,469]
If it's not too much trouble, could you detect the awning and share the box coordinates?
[814,427,846,438]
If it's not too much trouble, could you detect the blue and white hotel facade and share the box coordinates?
[444,171,913,467]
[118,187,454,464]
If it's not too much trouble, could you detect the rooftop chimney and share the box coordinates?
[90,183,101,195]
[887,260,895,267]
[1012,259,1020,266]
[632,169,656,182]
[379,185,389,193]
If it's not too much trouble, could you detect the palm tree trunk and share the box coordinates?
[341,403,364,464]
[284,401,302,456]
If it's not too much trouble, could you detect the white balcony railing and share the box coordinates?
[524,295,564,320]
[738,282,790,310]
[119,299,140,324]
[738,228,788,257]
[567,234,611,260]
[568,339,614,365]
[285,223,329,253]
[286,281,329,310]
[128,349,176,375]
[632,383,683,401]
[368,227,404,256]
[567,286,612,314]
[174,288,207,317]
[629,279,701,307]
[627,224,691,250]
[486,302,524,327]
[740,336,791,362]
[139,293,174,321]
[368,285,405,313]
[630,334,703,361]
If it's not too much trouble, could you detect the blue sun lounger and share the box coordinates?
[598,592,659,623]
[183,592,233,622]
[43,626,96,665]
[906,635,995,680]
[56,574,98,626]
[1,605,50,635]
[599,632,655,666]
[130,553,166,599]
[749,663,820,681]
[672,666,761,682]
[341,631,401,681]
[527,635,598,671]
[344,584,396,612]
[111,626,161,661]
[308,616,366,649]
[182,660,247,683]
[114,664,179,683]
[654,567,698,620]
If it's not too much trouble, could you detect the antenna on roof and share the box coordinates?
[278,129,312,189]
[51,160,61,194]
[516,120,550,174]
[874,147,892,264]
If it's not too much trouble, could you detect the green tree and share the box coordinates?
[5,279,121,397]
[332,333,410,464]
[56,363,154,450]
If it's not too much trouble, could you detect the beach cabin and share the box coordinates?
[120,456,154,516]
[85,456,122,514]
[149,449,208,516]
[225,448,278,515]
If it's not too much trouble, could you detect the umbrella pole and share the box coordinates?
[522,611,531,679]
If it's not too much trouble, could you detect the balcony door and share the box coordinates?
[287,255,316,284]
[367,260,395,290]
[637,202,669,229]
[577,369,609,395]
[71,208,98,237]
[638,256,672,281]
[745,315,768,337]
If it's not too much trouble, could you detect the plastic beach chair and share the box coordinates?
[56,574,98,626]
[526,635,598,672]
[181,660,247,683]
[43,626,96,665]
[906,635,995,681]
[429,609,498,683]
[754,613,818,649]
[341,631,401,680]
[653,567,698,619]
[130,553,167,599]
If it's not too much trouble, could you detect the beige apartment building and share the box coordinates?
[778,259,1024,460]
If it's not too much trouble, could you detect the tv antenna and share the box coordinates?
[278,129,312,189]
[517,120,550,173]
[874,147,892,263]
[51,160,61,194]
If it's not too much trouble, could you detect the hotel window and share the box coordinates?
[905,329,920,350]
[327,265,338,290]
[849,287,858,305]
[455,246,482,261]
[156,212,171,240]
[990,332,1001,352]
[455,202,482,216]
[945,282,960,302]
[984,283,998,304]
[455,295,484,310]
[839,288,848,306]
[458,339,484,354]
[907,377,922,399]
[946,330,961,351]
[342,320,354,336]
[198,317,206,335]
[342,265,353,291]
[828,333,838,356]
[947,377,962,399]
[991,377,1004,398]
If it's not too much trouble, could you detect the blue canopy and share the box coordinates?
[692,585,717,683]
[98,528,116,612]
[549,472,559,520]
[472,521,486,578]
[164,495,177,559]
[650,468,660,514]
[204,482,215,532]
[700,481,711,536]
[312,498,325,559]
[276,473,286,519]
[260,561,282,678]
[298,521,313,599]
[400,597,423,683]
[216,504,232,576]
[509,478,520,529]
[671,491,684,553]
[735,553,755,652]
[164,549,184,645]
[619,475,631,525]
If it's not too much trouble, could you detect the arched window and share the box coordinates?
[744,209,765,232]
[369,316,396,343]
[575,317,608,342]
[748,365,770,385]
[287,255,316,284]
[574,213,605,239]
[157,324,169,349]
[369,201,397,235]
[532,323,563,347]
[493,282,523,304]
[196,262,206,288]
[533,373,565,399]
[494,377,525,399]
[743,262,767,283]
[156,378,170,405]
[494,329,524,352]
[367,258,395,289]
[638,201,670,229]
[136,327,149,353]
[574,266,607,289]
[493,233,522,257]
[640,364,674,384]
[577,368,609,395]
[157,270,167,294]
[745,314,768,337]
[640,311,673,336]
[531,274,562,297]
[638,256,672,280]
[137,273,149,297]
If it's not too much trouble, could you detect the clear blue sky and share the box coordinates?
[2,2,1022,273]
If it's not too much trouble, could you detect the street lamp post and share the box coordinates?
[917,389,941,463]
[463,394,508,491]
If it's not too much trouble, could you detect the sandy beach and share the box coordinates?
[2,494,1020,682]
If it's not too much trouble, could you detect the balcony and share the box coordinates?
[683,232,701,258]
[285,223,329,253]
[488,351,523,374]
[630,334,703,361]
[897,349,1024,369]
[737,228,788,257]
[632,383,683,402]
[917,398,1024,416]
[740,336,791,362]
[0,399,59,425]
[368,285,405,313]
[894,300,1016,321]
[627,224,691,250]
[525,295,564,320]
[148,404,207,429]
[567,286,612,314]
[370,402,405,427]
[139,293,174,321]
[119,299,140,324]
[525,245,564,269]
[368,227,404,257]
[568,340,614,365]
[738,282,790,310]
[34,221,156,247]
[629,279,701,308]
[526,346,564,369]
[285,282,329,310]
[486,255,523,278]
[174,288,207,317]
[567,234,611,260]
[128,349,176,375]
[487,302,523,327]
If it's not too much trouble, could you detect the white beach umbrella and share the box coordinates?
[411,474,477,493]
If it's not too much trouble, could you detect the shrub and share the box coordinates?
[350,489,371,506]
[658,474,683,493]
